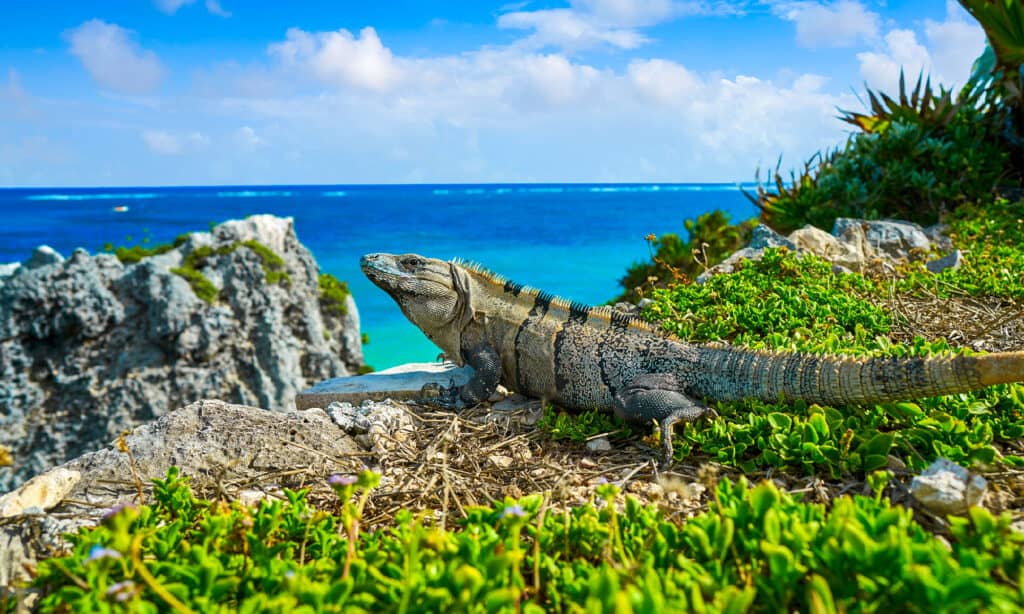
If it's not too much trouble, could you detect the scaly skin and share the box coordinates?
[361,252,1024,465]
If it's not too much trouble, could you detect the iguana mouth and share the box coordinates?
[359,253,394,283]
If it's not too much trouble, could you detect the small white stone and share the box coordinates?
[236,489,270,507]
[586,437,612,452]
[910,457,987,516]
[0,468,81,517]
[488,455,514,469]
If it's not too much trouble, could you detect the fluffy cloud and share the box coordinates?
[142,130,209,155]
[234,126,265,148]
[498,0,734,52]
[498,8,650,50]
[772,1,879,48]
[269,27,402,92]
[857,0,984,91]
[627,58,701,104]
[240,25,848,181]
[154,0,230,16]
[66,20,165,94]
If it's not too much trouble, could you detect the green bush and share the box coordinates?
[616,210,758,303]
[753,113,1007,233]
[23,468,1024,613]
[319,273,350,318]
[169,266,218,304]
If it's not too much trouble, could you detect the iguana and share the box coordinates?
[362,252,1024,465]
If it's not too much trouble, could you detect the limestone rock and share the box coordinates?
[0,468,80,518]
[0,262,19,283]
[0,215,364,492]
[328,400,416,455]
[297,362,473,409]
[831,218,931,262]
[748,224,796,251]
[788,225,865,271]
[0,400,365,589]
[23,245,63,270]
[925,249,964,274]
[699,217,952,282]
[910,457,987,516]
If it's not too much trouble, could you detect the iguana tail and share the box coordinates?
[691,347,1024,405]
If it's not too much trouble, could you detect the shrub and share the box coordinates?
[615,210,757,303]
[169,266,218,304]
[319,273,350,318]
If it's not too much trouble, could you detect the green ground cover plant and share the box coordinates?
[634,246,1024,474]
[17,468,1023,613]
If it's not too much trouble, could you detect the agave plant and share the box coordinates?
[838,71,962,134]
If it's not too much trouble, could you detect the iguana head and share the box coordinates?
[360,253,474,362]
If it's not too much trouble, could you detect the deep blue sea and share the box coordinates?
[0,184,757,368]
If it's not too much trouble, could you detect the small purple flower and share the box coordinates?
[499,504,526,520]
[102,501,137,520]
[328,474,357,487]
[88,545,122,562]
[106,580,136,602]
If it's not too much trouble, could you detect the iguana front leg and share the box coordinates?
[613,373,717,468]
[420,340,501,408]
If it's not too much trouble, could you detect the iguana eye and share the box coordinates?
[402,257,424,268]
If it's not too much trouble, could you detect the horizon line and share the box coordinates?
[0,180,761,191]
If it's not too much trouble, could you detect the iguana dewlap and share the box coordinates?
[361,252,1024,465]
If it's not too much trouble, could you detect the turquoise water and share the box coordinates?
[0,184,758,368]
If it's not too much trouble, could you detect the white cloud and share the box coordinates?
[772,1,879,48]
[268,27,402,92]
[155,0,192,14]
[856,0,984,91]
[142,130,209,155]
[627,58,701,104]
[66,20,165,94]
[205,0,231,17]
[499,8,649,50]
[234,126,265,148]
[155,0,230,17]
[497,0,734,52]
[240,26,848,181]
[925,0,986,86]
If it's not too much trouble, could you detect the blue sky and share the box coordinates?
[0,1,985,186]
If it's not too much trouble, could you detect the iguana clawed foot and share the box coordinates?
[418,378,465,409]
[613,373,718,469]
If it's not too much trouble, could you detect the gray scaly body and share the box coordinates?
[362,253,1024,464]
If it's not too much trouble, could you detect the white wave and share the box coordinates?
[215,190,294,198]
[25,193,158,201]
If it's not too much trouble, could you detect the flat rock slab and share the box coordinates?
[296,362,473,409]
[1,400,365,589]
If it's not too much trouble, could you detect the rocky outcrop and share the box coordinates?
[0,215,363,492]
[697,218,955,282]
[0,400,366,589]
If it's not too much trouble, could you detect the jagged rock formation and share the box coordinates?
[0,215,363,492]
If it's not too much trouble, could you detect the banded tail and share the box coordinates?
[693,347,1024,405]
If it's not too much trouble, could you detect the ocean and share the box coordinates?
[0,184,758,368]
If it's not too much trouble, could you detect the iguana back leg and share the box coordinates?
[613,373,718,467]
